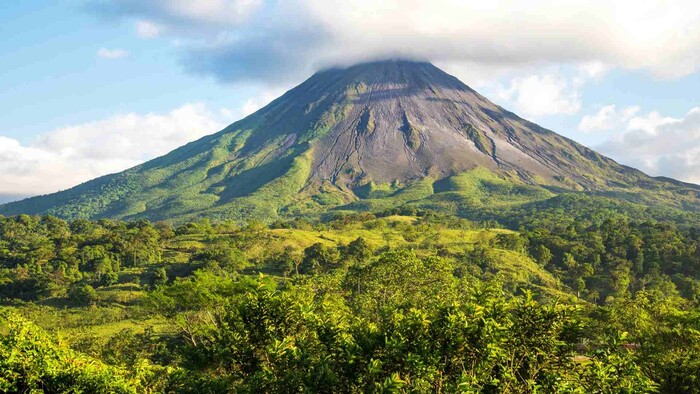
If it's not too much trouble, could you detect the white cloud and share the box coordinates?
[240,100,260,117]
[164,0,264,24]
[239,88,285,117]
[579,62,610,80]
[578,105,640,132]
[135,20,164,38]
[626,111,677,134]
[598,107,700,184]
[579,105,618,132]
[92,0,700,83]
[97,0,264,27]
[0,104,230,196]
[96,48,129,59]
[493,71,583,119]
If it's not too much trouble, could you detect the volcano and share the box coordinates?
[2,60,698,221]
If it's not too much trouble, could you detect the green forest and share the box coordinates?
[1,203,700,393]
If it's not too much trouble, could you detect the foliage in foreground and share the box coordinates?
[149,271,656,393]
[0,212,699,392]
[2,274,660,393]
[0,312,166,393]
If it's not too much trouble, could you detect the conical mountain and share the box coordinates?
[2,60,698,222]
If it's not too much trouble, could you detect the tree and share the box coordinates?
[572,277,586,297]
[271,246,298,276]
[144,267,168,289]
[495,233,528,253]
[190,241,247,272]
[344,250,454,313]
[563,252,577,270]
[122,222,160,267]
[68,283,98,306]
[343,237,373,263]
[99,271,119,287]
[154,221,175,241]
[531,244,553,267]
[299,243,339,274]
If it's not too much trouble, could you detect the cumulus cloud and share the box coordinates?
[0,104,231,197]
[579,62,610,80]
[598,108,700,184]
[579,105,618,132]
[96,48,129,59]
[238,88,286,117]
[482,62,613,119]
[90,0,700,84]
[135,20,164,38]
[494,73,582,118]
[94,0,264,27]
[578,105,640,132]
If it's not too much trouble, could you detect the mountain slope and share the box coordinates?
[2,60,699,222]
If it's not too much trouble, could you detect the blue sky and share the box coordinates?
[1,1,699,201]
[1,1,256,142]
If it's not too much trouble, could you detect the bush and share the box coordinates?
[68,283,98,306]
[0,312,157,393]
[99,271,119,287]
[143,267,168,289]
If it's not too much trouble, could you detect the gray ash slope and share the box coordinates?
[309,61,627,189]
[1,60,698,222]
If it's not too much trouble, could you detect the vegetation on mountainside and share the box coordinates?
[1,209,700,392]
[2,61,699,223]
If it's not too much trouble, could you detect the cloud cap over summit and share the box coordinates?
[92,0,700,84]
